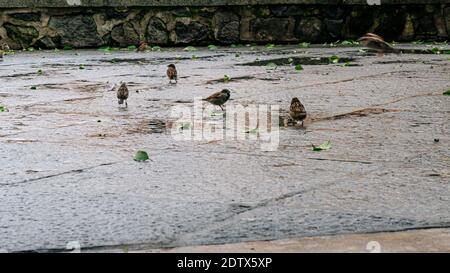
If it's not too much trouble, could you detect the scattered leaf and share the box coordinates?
[208,45,218,50]
[134,150,150,162]
[429,47,442,54]
[0,105,8,112]
[63,45,73,50]
[235,53,240,58]
[223,75,231,83]
[443,90,450,96]
[329,55,340,64]
[266,62,278,69]
[127,45,137,51]
[246,128,259,134]
[98,46,112,52]
[312,140,332,151]
[30,86,37,90]
[179,123,191,130]
[151,46,161,51]
[191,54,198,60]
[37,69,43,75]
[295,64,303,71]
[299,42,310,48]
[79,64,85,70]
[27,47,35,52]
[287,58,294,63]
[266,43,275,49]
[184,46,197,52]
[341,39,359,46]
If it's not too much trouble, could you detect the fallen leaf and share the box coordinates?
[312,140,332,151]
[295,64,303,71]
[184,46,197,52]
[208,45,218,50]
[134,150,150,162]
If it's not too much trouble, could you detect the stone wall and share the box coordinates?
[0,3,449,49]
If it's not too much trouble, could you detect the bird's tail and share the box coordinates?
[118,99,124,105]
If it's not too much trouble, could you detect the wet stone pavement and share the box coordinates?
[0,44,449,252]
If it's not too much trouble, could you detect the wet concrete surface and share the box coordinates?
[0,44,449,252]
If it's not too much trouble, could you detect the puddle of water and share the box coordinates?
[241,56,355,66]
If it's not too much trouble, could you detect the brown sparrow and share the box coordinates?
[167,64,178,84]
[289,97,307,126]
[117,82,129,107]
[203,89,231,111]
[358,33,401,56]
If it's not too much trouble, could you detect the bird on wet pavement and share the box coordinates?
[203,89,231,111]
[358,33,401,56]
[0,42,8,60]
[289,97,307,127]
[136,41,148,52]
[167,64,178,84]
[117,82,129,107]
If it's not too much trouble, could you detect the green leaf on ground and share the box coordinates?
[134,150,150,162]
[295,64,303,71]
[30,86,37,90]
[312,140,332,151]
[127,45,137,51]
[341,39,359,46]
[287,58,294,64]
[0,105,7,112]
[223,75,231,83]
[37,69,43,75]
[443,90,450,96]
[246,128,259,134]
[151,46,161,51]
[79,64,85,70]
[299,42,310,48]
[329,55,340,64]
[179,123,191,130]
[184,46,197,52]
[266,43,276,49]
[98,46,112,52]
[266,62,278,69]
[27,47,35,52]
[63,45,73,50]
[191,54,198,60]
[208,45,218,50]
[429,47,442,54]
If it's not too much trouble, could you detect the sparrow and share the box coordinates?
[203,89,231,111]
[117,82,129,107]
[0,42,8,61]
[136,41,148,52]
[1,42,9,51]
[358,33,401,56]
[167,64,178,84]
[289,97,307,126]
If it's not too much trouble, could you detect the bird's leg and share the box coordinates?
[125,101,128,107]
[220,105,224,111]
